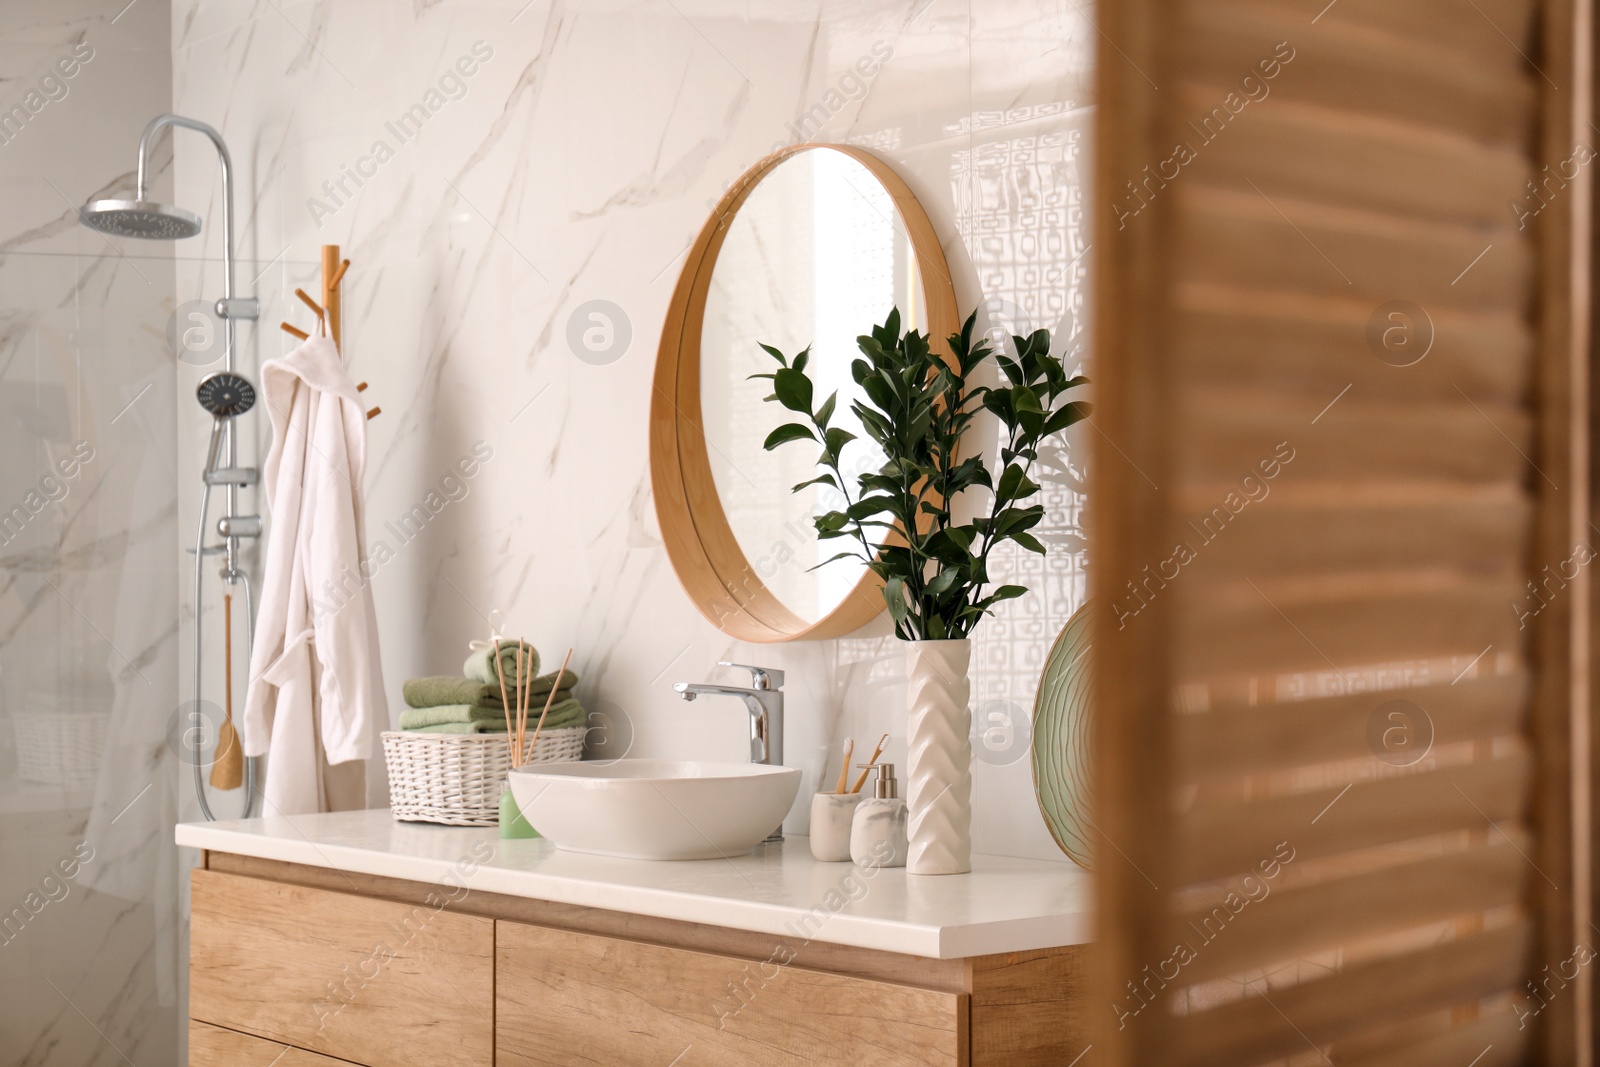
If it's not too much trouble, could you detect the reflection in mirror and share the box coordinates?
[700,149,926,625]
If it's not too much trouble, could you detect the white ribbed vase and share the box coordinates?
[905,638,973,875]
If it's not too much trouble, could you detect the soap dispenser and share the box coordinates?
[849,763,907,868]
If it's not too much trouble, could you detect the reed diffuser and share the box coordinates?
[494,641,574,839]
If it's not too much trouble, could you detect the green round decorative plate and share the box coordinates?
[1032,601,1093,869]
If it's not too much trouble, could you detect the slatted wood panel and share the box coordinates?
[1093,0,1588,1064]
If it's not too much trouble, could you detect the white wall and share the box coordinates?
[171,0,1095,861]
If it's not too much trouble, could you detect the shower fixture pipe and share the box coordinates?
[134,114,241,366]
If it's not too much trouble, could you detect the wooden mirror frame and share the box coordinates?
[651,144,959,642]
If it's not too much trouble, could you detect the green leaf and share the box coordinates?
[793,347,810,374]
[860,472,900,495]
[1011,531,1047,555]
[924,529,971,564]
[791,472,839,492]
[773,367,813,413]
[808,551,865,572]
[758,343,788,366]
[882,307,902,343]
[762,423,816,450]
[855,406,894,445]
[926,566,962,598]
[1014,386,1046,415]
[883,576,910,625]
[982,389,1015,426]
[996,463,1040,503]
[861,374,895,413]
[1043,400,1092,436]
[994,505,1045,538]
[815,391,837,428]
[989,584,1028,604]
[815,511,850,534]
[846,495,897,520]
[996,354,1024,386]
[824,427,856,460]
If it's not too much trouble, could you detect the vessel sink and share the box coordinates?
[507,759,802,860]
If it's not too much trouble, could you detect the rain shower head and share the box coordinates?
[196,372,255,418]
[79,198,203,240]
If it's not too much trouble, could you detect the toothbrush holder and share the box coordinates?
[809,791,863,862]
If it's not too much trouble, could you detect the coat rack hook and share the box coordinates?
[326,259,350,292]
[294,288,325,320]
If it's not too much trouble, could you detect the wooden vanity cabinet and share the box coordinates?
[189,852,1089,1067]
[189,1021,363,1066]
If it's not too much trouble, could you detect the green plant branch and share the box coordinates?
[758,309,1090,641]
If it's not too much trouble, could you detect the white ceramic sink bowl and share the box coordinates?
[508,759,802,861]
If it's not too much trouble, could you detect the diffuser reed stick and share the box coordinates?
[493,638,517,766]
[515,643,532,763]
[525,648,573,760]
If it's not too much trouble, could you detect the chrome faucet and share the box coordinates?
[675,663,786,842]
[674,663,785,768]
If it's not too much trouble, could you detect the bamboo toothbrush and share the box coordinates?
[493,638,517,766]
[834,738,854,794]
[848,733,890,794]
[525,648,574,758]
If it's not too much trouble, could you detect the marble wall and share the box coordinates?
[170,0,1096,861]
[0,2,185,1064]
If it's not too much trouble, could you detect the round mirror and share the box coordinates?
[652,145,958,642]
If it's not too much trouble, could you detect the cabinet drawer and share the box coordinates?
[496,920,968,1066]
[190,1020,360,1066]
[189,869,493,1067]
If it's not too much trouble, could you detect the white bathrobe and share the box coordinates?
[243,335,387,815]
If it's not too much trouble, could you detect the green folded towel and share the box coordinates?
[399,698,587,733]
[526,668,580,697]
[400,704,509,730]
[406,721,510,735]
[404,670,581,709]
[528,697,586,731]
[464,641,539,688]
[403,677,508,709]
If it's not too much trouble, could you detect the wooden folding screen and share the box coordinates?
[1092,0,1592,1064]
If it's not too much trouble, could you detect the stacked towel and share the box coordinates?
[464,641,539,689]
[406,721,513,735]
[400,641,587,737]
[398,699,586,733]
[401,669,580,710]
[402,677,510,709]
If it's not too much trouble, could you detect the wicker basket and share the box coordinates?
[13,712,108,786]
[382,727,586,826]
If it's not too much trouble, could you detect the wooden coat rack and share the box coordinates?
[280,244,379,421]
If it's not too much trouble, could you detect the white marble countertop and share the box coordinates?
[177,809,1093,959]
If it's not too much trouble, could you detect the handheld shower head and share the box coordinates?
[197,372,255,419]
[80,199,202,240]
